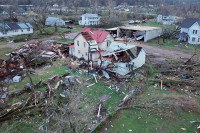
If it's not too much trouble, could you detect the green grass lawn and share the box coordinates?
[104,80,200,133]
[0,47,13,60]
[84,80,127,113]
[140,21,176,30]
[105,109,199,133]
[0,40,9,45]
[56,39,73,44]
[9,61,67,92]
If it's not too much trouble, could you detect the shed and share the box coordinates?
[113,25,163,42]
[45,17,65,26]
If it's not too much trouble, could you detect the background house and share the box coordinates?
[79,14,100,26]
[45,17,65,26]
[156,14,175,25]
[71,27,114,61]
[179,18,200,45]
[0,23,33,38]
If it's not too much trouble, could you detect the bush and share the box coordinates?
[13,35,28,42]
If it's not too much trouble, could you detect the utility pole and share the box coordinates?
[88,43,90,75]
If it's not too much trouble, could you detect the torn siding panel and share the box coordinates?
[130,48,146,69]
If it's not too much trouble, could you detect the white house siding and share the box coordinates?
[79,14,100,26]
[144,29,163,42]
[181,28,189,33]
[188,22,200,45]
[98,34,114,50]
[74,34,89,60]
[73,33,114,61]
[0,28,33,37]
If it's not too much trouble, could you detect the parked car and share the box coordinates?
[128,20,135,24]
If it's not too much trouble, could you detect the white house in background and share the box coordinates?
[179,18,200,45]
[156,14,175,25]
[79,13,100,26]
[70,27,114,61]
[45,17,65,26]
[0,23,33,38]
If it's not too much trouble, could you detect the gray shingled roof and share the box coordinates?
[197,20,200,26]
[0,23,32,31]
[181,18,199,28]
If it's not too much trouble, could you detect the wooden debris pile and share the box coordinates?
[158,57,200,95]
[0,40,71,80]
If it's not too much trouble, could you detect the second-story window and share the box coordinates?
[84,42,86,47]
[193,30,197,34]
[77,40,79,46]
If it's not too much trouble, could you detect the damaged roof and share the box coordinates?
[119,25,162,31]
[81,27,109,43]
[102,42,136,56]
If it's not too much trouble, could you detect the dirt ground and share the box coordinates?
[130,41,200,61]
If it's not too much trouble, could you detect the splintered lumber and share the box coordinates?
[87,83,95,88]
[93,74,98,83]
[97,104,101,118]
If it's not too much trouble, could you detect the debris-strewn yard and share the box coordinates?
[0,39,199,133]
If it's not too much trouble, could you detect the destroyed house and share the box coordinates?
[72,27,114,61]
[0,22,33,38]
[99,42,146,76]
